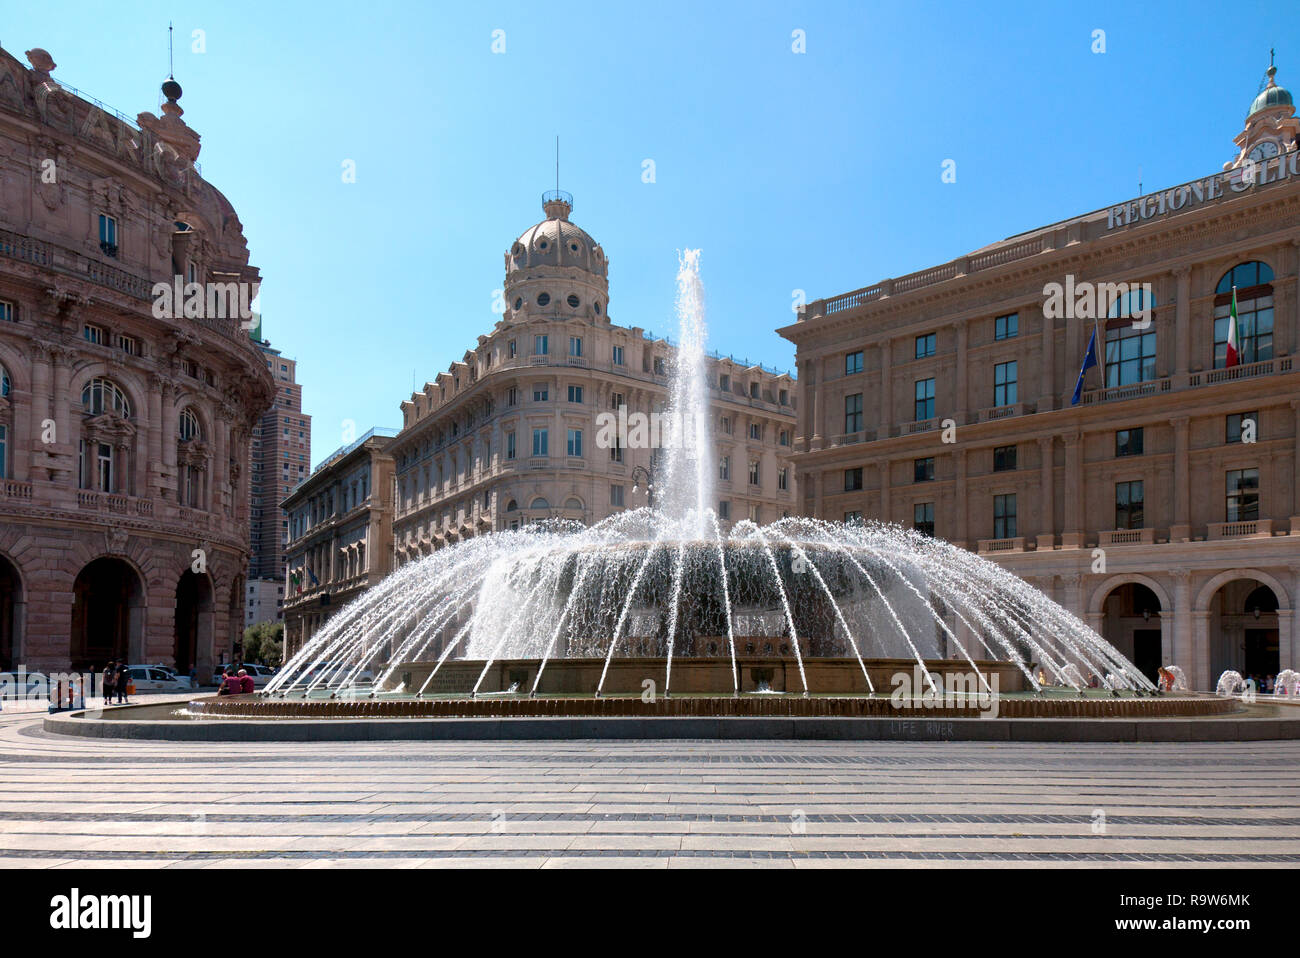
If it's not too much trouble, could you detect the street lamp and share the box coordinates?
[630,464,655,508]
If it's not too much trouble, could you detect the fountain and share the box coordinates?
[1217,670,1246,696]
[1277,670,1300,696]
[208,250,1235,726]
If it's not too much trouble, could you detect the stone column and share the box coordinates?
[50,346,72,443]
[811,469,823,518]
[1170,569,1191,672]
[1036,436,1055,550]
[953,448,968,549]
[1191,609,1212,692]
[212,409,229,515]
[954,322,968,424]
[1061,432,1084,548]
[29,344,51,450]
[1172,266,1191,388]
[1279,607,1295,674]
[878,340,892,439]
[1288,566,1300,674]
[878,460,891,523]
[809,357,823,450]
[796,359,810,449]
[1293,239,1300,356]
[1038,308,1055,411]
[1171,416,1190,541]
[146,375,164,497]
[1291,400,1300,534]
[1061,573,1083,621]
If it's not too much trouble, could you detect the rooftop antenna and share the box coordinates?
[168,21,174,78]
[555,134,560,194]
[1138,164,1142,195]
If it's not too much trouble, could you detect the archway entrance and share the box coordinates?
[0,555,20,671]
[174,571,214,676]
[1209,579,1280,683]
[1100,583,1162,683]
[71,558,144,671]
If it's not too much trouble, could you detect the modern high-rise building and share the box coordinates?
[0,45,274,674]
[780,62,1300,690]
[248,335,311,586]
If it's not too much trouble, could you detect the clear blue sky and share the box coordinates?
[9,1,1295,465]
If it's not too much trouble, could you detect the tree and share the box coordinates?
[242,622,284,666]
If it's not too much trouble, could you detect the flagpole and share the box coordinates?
[1095,317,1104,389]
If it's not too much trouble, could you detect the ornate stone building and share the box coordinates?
[389,192,798,563]
[282,428,396,654]
[0,46,274,674]
[780,63,1300,690]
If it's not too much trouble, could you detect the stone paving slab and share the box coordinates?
[0,712,1297,867]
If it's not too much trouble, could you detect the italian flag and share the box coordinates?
[1225,286,1241,367]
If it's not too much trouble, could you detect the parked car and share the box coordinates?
[123,666,193,693]
[211,664,276,688]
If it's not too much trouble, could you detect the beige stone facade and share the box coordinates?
[282,428,396,655]
[389,193,798,562]
[779,66,1300,690]
[0,46,273,674]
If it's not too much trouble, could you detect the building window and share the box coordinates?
[914,333,936,359]
[993,494,1017,538]
[569,336,583,357]
[914,502,935,536]
[720,416,732,435]
[507,339,517,359]
[506,432,516,460]
[653,357,666,376]
[567,385,583,403]
[844,467,863,492]
[534,334,548,356]
[914,379,935,421]
[1105,325,1157,386]
[718,500,730,520]
[611,484,624,507]
[913,457,934,482]
[719,373,731,392]
[117,334,138,356]
[532,428,548,457]
[719,456,730,481]
[845,393,863,433]
[612,345,624,366]
[778,429,790,447]
[83,323,105,345]
[994,313,1018,340]
[533,383,549,402]
[749,422,761,441]
[844,511,862,525]
[778,388,789,405]
[1226,412,1258,444]
[1114,480,1144,529]
[0,424,7,479]
[98,213,117,255]
[1214,262,1274,368]
[566,429,583,457]
[81,377,131,417]
[843,350,864,376]
[993,445,1017,472]
[0,300,13,322]
[993,361,1017,406]
[748,460,759,486]
[610,431,623,463]
[1226,468,1259,522]
[178,408,200,442]
[778,467,787,491]
[1115,428,1144,457]
[507,386,518,407]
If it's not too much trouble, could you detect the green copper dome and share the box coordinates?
[1248,66,1293,117]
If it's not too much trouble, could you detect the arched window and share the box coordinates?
[505,499,518,512]
[178,407,200,442]
[0,364,9,398]
[564,497,583,510]
[81,377,131,417]
[1214,261,1275,368]
[530,497,550,510]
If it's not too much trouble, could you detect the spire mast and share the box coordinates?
[168,21,174,79]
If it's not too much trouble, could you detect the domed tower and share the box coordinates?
[502,191,610,325]
[1226,56,1299,170]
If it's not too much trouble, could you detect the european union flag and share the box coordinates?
[1070,327,1099,406]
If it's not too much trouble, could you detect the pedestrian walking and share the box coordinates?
[115,662,130,704]
[102,662,115,706]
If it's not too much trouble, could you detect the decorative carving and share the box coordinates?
[104,525,129,555]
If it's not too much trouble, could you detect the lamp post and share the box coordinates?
[630,464,655,508]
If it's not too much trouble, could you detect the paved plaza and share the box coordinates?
[0,700,1297,868]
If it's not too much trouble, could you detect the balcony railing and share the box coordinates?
[1208,519,1274,539]
[1099,528,1155,546]
[977,536,1026,553]
[1190,357,1293,386]
[76,490,154,516]
[1082,378,1172,404]
[979,401,1030,422]
[0,480,32,501]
